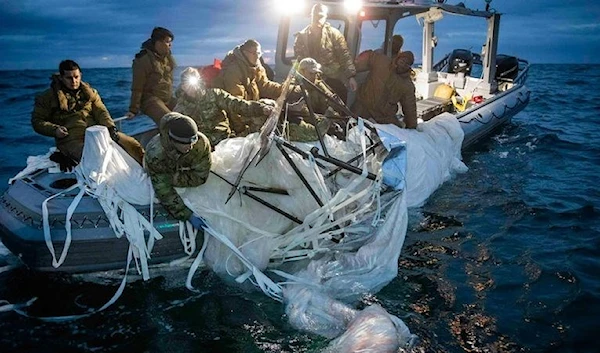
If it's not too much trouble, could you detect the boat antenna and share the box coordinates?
[485,0,492,12]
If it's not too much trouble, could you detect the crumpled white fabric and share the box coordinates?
[8,147,61,184]
[178,127,418,349]
[375,113,468,207]
[75,126,166,279]
[79,126,154,206]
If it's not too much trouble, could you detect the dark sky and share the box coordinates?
[0,0,599,71]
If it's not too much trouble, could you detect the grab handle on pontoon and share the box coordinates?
[113,116,129,130]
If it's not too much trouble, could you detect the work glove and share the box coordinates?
[188,214,206,230]
[109,126,120,143]
[49,151,79,172]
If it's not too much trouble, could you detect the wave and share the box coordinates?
[565,79,589,86]
[114,80,130,88]
[4,94,33,104]
[23,83,48,90]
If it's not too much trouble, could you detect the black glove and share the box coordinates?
[109,126,120,143]
[50,151,79,172]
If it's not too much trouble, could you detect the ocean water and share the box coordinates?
[0,64,599,352]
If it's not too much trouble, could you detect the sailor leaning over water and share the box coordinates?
[144,112,210,229]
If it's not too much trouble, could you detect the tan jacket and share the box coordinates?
[212,46,282,101]
[129,40,176,114]
[32,76,115,152]
[352,50,417,129]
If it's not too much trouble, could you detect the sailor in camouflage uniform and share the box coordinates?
[144,112,211,225]
[174,67,273,147]
[31,60,144,164]
[285,58,337,142]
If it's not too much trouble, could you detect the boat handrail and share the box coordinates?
[512,59,530,86]
[113,116,129,131]
[432,53,451,72]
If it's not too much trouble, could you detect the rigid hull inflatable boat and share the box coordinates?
[273,0,530,148]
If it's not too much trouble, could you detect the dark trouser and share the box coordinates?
[141,96,177,125]
[324,77,348,104]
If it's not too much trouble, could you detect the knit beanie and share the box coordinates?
[151,27,174,42]
[167,113,199,143]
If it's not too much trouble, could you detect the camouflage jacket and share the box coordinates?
[283,78,336,142]
[31,75,115,147]
[289,77,339,117]
[129,40,176,114]
[174,87,266,147]
[294,23,356,82]
[144,114,212,221]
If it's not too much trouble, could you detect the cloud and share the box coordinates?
[0,0,598,69]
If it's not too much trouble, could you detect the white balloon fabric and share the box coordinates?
[178,127,419,349]
[8,113,465,349]
[375,113,468,207]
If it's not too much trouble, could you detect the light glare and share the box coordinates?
[344,0,363,13]
[274,0,306,16]
[186,75,200,87]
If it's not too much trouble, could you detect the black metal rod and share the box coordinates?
[297,74,353,117]
[276,142,324,207]
[324,141,382,179]
[299,80,330,158]
[310,147,377,181]
[245,186,289,195]
[225,150,258,204]
[275,137,328,169]
[240,187,302,224]
[211,171,301,224]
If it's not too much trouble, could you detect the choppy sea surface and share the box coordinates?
[0,64,599,352]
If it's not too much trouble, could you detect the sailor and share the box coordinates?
[144,112,211,228]
[212,39,282,136]
[31,59,145,167]
[285,57,337,141]
[125,27,177,125]
[294,3,357,103]
[352,34,417,129]
[174,67,274,147]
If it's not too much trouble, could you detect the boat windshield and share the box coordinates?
[357,19,387,55]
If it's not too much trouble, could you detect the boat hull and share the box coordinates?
[459,85,530,149]
[0,170,196,273]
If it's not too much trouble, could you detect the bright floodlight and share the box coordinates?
[274,0,306,16]
[344,0,363,13]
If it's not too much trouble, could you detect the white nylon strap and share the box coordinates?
[42,182,83,268]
